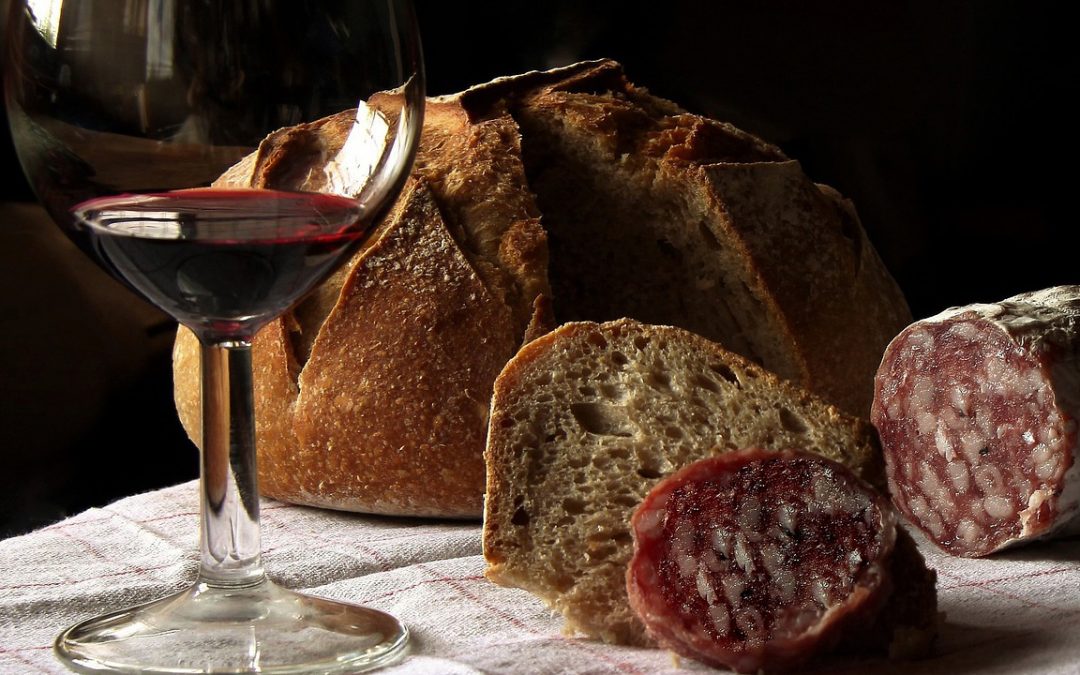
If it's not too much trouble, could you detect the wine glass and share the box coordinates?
[4,1,424,672]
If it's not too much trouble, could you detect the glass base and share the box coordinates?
[54,578,409,674]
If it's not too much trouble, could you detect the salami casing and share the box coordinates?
[626,449,897,673]
[872,286,1080,557]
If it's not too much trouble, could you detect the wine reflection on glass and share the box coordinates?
[4,1,424,672]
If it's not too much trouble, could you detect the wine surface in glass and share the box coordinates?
[74,187,368,340]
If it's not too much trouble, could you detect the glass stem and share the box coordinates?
[198,339,265,588]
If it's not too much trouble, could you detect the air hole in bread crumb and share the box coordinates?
[665,426,685,440]
[586,529,615,544]
[600,383,628,401]
[637,466,664,480]
[647,369,672,391]
[563,497,587,515]
[710,363,741,387]
[587,332,609,350]
[613,494,641,508]
[691,374,721,394]
[571,402,637,437]
[579,385,597,397]
[612,351,630,367]
[778,407,809,434]
[511,505,530,526]
[634,336,649,351]
[535,373,552,386]
[586,542,616,561]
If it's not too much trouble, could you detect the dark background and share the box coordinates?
[1,1,1076,537]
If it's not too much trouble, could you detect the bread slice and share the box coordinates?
[483,319,936,650]
[174,91,550,517]
[495,60,911,417]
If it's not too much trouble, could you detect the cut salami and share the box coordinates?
[626,449,898,673]
[872,286,1080,557]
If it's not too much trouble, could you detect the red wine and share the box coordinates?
[73,188,369,341]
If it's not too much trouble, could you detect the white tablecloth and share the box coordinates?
[2,481,1079,674]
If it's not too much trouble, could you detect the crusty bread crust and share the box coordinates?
[174,91,550,517]
[483,319,935,650]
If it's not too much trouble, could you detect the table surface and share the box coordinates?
[2,482,1079,675]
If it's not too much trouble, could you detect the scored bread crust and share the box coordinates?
[498,59,911,417]
[483,319,936,650]
[174,89,550,517]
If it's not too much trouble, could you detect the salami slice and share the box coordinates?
[626,449,897,673]
[872,286,1080,557]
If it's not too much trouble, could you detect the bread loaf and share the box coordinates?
[174,60,911,516]
[482,319,938,653]
[174,91,550,517]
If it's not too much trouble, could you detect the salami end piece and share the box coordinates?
[626,449,897,674]
[872,286,1080,557]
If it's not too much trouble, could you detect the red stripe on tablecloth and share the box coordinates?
[251,523,479,582]
[0,561,185,592]
[54,529,160,583]
[37,503,289,534]
[0,645,54,674]
[936,567,1080,614]
[261,512,396,573]
[328,525,477,548]
[938,566,1074,591]
[41,514,185,532]
[415,563,648,675]
[358,573,486,604]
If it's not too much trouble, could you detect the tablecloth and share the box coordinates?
[2,481,1079,674]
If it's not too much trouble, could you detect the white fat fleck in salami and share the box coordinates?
[946,461,971,493]
[934,424,956,461]
[697,565,719,605]
[872,285,1080,557]
[709,604,732,636]
[712,529,733,558]
[625,449,897,674]
[673,523,698,579]
[776,504,797,534]
[957,519,983,545]
[983,496,1015,520]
